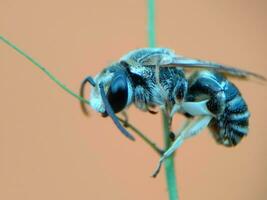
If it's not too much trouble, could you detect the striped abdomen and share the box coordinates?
[187,71,250,147]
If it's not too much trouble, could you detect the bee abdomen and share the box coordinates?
[209,94,250,147]
[187,71,250,147]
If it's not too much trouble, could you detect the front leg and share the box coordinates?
[121,111,129,127]
[134,85,151,112]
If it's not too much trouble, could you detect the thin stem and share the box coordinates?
[162,112,179,200]
[0,35,161,155]
[147,0,156,48]
[0,35,89,105]
[118,117,163,155]
[147,1,179,200]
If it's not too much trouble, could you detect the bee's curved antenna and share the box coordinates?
[80,76,96,115]
[99,83,135,141]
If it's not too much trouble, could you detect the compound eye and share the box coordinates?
[107,74,128,113]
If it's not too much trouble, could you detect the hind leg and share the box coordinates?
[152,115,212,177]
[170,99,214,117]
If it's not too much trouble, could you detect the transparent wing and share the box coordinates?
[121,48,265,80]
[160,56,266,81]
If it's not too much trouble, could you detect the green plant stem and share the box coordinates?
[118,117,163,155]
[162,112,179,200]
[0,35,89,105]
[147,1,179,199]
[0,34,162,155]
[148,0,156,48]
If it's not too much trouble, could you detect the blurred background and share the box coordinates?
[1,0,267,199]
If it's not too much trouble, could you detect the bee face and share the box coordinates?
[89,64,133,115]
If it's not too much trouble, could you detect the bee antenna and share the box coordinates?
[80,76,96,115]
[99,83,135,141]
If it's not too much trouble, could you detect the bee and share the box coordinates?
[80,48,265,175]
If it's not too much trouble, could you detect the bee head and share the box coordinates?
[80,64,135,141]
[88,65,132,115]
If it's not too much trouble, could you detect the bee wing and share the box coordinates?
[122,49,265,80]
[160,56,266,81]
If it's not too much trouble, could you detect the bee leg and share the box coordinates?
[169,119,191,141]
[147,107,158,114]
[152,115,212,177]
[134,85,151,111]
[170,104,181,117]
[121,111,129,127]
[181,100,215,117]
[171,99,214,118]
[169,131,176,141]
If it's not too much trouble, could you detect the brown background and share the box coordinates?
[1,0,267,200]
